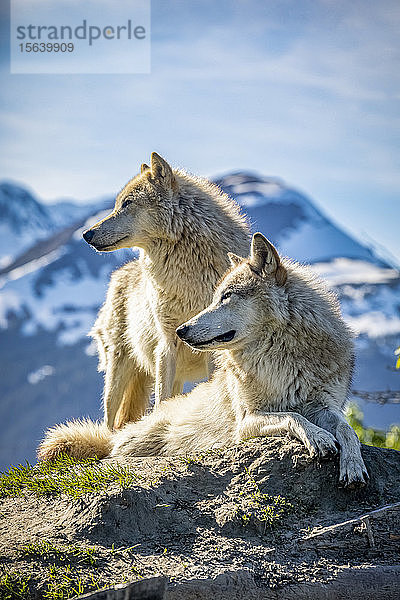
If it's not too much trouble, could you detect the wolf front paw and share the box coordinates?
[304,428,338,458]
[339,455,369,488]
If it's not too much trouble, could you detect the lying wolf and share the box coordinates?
[83,153,250,429]
[38,233,368,487]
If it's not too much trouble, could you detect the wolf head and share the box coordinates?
[176,233,289,350]
[83,152,177,251]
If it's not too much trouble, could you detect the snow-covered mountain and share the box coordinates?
[0,176,399,470]
[0,182,100,269]
[215,173,384,265]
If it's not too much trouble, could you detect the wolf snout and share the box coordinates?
[83,229,95,245]
[176,324,190,340]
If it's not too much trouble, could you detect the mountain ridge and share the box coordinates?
[0,181,102,269]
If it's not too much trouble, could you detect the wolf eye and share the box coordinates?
[122,198,133,209]
[220,291,232,303]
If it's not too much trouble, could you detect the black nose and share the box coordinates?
[176,325,190,340]
[83,229,95,244]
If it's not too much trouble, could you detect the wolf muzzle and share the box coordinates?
[176,324,236,348]
[176,324,190,340]
[83,229,95,245]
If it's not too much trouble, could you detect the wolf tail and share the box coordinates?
[37,419,112,461]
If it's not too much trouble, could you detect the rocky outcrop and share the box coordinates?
[1,437,399,599]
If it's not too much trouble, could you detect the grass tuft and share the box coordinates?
[43,565,102,600]
[0,454,141,499]
[179,447,225,466]
[5,542,104,600]
[238,468,292,530]
[0,569,31,600]
[20,541,97,567]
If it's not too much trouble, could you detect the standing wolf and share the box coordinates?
[39,233,368,487]
[83,153,250,429]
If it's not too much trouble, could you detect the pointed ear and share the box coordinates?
[250,233,287,286]
[141,163,150,174]
[150,152,175,188]
[227,252,243,268]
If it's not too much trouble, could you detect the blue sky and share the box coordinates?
[1,0,400,261]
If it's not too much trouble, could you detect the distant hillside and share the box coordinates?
[0,181,97,268]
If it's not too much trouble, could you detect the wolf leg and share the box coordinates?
[154,342,177,406]
[113,370,153,429]
[238,411,338,458]
[307,408,369,488]
[172,379,184,396]
[104,351,147,430]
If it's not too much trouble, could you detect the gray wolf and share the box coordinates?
[82,152,250,429]
[38,233,368,487]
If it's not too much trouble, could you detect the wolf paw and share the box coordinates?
[339,455,369,488]
[305,428,338,458]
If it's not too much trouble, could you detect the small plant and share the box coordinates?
[179,454,204,467]
[237,468,292,530]
[395,346,400,370]
[43,565,102,600]
[179,447,224,466]
[0,454,141,499]
[20,541,98,567]
[346,404,400,450]
[129,566,144,579]
[0,569,31,600]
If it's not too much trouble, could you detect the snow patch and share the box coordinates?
[0,256,112,343]
[0,289,22,327]
[85,340,98,356]
[0,248,65,288]
[312,259,399,285]
[0,256,12,269]
[27,365,55,385]
[232,182,283,201]
[348,313,400,339]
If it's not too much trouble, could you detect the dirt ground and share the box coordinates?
[1,437,400,599]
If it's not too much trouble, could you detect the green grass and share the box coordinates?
[0,570,31,600]
[43,565,102,600]
[346,404,400,451]
[10,541,147,599]
[0,565,104,600]
[238,468,292,529]
[0,453,142,499]
[20,541,97,567]
[7,542,104,600]
[179,447,225,466]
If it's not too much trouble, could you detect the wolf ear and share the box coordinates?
[227,252,243,268]
[250,233,287,286]
[141,163,150,174]
[150,152,175,189]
